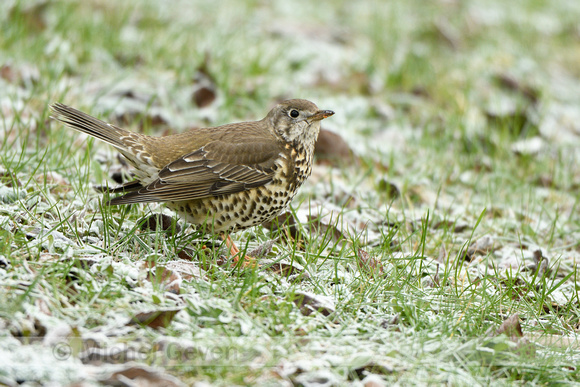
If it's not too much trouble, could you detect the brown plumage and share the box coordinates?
[50,99,334,258]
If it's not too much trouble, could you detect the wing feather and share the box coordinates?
[109,140,283,205]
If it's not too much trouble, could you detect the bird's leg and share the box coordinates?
[221,234,256,268]
[223,234,240,257]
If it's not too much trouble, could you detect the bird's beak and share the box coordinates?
[309,110,335,122]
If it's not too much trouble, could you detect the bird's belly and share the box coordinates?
[168,183,296,234]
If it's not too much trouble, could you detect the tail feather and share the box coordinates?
[95,180,146,206]
[49,103,128,150]
[94,180,144,195]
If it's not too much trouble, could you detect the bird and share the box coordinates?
[49,99,334,264]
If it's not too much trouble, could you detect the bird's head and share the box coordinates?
[266,99,334,145]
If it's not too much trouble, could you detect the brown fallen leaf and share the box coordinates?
[192,55,217,108]
[8,1,48,35]
[0,64,16,83]
[362,374,390,387]
[128,308,182,329]
[193,85,217,108]
[376,179,400,198]
[34,171,71,195]
[307,214,345,244]
[314,129,358,166]
[351,360,394,381]
[9,316,47,339]
[102,364,185,387]
[177,245,228,269]
[139,213,182,234]
[432,219,469,233]
[464,235,495,261]
[177,247,196,261]
[248,239,275,258]
[534,174,554,188]
[292,291,335,317]
[356,248,383,275]
[495,73,539,104]
[262,211,300,240]
[486,313,535,357]
[0,170,21,187]
[165,260,202,281]
[262,259,306,278]
[493,314,524,338]
[523,249,550,277]
[143,261,181,294]
[114,110,169,131]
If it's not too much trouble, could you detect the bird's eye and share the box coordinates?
[289,109,299,118]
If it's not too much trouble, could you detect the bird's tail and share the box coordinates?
[49,103,131,151]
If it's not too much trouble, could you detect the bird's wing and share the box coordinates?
[109,140,283,204]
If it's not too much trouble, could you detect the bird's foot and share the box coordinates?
[223,234,257,269]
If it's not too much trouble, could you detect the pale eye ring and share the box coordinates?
[289,109,299,118]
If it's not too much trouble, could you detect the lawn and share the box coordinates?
[1,0,580,385]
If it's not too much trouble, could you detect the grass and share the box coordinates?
[1,0,580,385]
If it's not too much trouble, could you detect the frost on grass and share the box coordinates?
[2,0,580,385]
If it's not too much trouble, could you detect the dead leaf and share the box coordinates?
[292,291,335,317]
[356,248,383,275]
[193,86,217,108]
[524,249,550,277]
[495,73,539,103]
[351,360,394,381]
[34,298,50,317]
[192,55,217,108]
[165,260,202,281]
[432,220,469,233]
[143,261,181,294]
[315,129,358,166]
[465,235,495,261]
[176,247,197,261]
[534,174,554,188]
[248,239,275,258]
[139,213,182,234]
[177,244,228,269]
[0,170,21,187]
[376,179,400,199]
[34,171,71,195]
[0,64,16,83]
[113,110,169,131]
[262,259,306,278]
[128,308,182,329]
[9,1,48,32]
[307,214,345,244]
[262,211,301,240]
[493,314,524,338]
[102,364,185,386]
[486,314,535,357]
